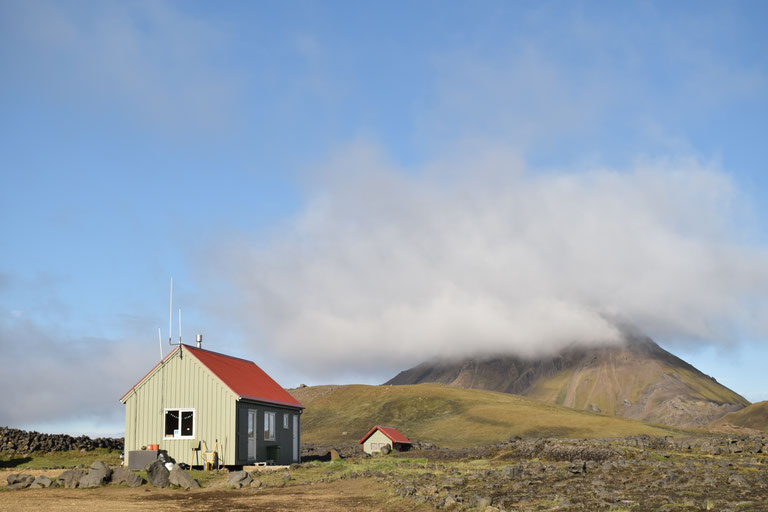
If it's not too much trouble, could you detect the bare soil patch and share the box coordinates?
[0,478,436,512]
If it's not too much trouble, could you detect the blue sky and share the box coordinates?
[1,1,767,436]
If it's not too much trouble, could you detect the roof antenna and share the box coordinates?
[168,277,175,346]
[167,278,182,357]
[178,307,182,345]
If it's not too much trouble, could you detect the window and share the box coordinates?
[264,411,275,441]
[283,413,289,429]
[164,409,194,439]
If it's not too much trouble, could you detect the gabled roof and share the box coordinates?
[358,425,412,445]
[120,344,304,409]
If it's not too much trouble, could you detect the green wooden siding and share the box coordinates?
[122,347,237,467]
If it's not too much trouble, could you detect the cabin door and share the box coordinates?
[292,414,299,462]
[247,409,257,461]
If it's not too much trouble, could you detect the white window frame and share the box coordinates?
[283,413,289,429]
[163,408,195,440]
[264,411,276,441]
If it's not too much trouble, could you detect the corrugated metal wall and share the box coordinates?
[123,347,236,467]
[235,400,301,465]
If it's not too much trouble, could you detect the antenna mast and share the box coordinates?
[178,308,182,345]
[168,277,174,346]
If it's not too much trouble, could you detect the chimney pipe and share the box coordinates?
[196,334,203,349]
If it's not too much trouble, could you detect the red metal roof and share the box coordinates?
[120,344,304,409]
[358,425,412,445]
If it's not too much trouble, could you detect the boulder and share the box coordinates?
[470,495,492,509]
[146,459,170,488]
[567,461,587,474]
[442,476,466,488]
[228,470,253,488]
[110,467,144,487]
[728,473,749,488]
[329,449,341,460]
[169,465,200,489]
[79,460,112,488]
[29,476,52,489]
[502,465,524,479]
[379,444,391,455]
[6,473,34,490]
[56,469,87,489]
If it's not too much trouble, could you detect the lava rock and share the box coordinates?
[29,475,52,489]
[146,459,170,488]
[0,426,123,453]
[228,470,253,488]
[56,469,87,489]
[111,467,144,487]
[728,473,749,488]
[79,460,112,488]
[169,465,200,489]
[6,473,34,490]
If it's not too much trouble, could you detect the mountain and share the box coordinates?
[710,401,768,433]
[385,336,749,428]
[287,383,685,448]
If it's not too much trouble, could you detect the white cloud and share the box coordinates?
[205,142,768,380]
[0,312,157,428]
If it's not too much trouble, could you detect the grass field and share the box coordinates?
[293,383,689,447]
[0,449,122,470]
[711,401,768,432]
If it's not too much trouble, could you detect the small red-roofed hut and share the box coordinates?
[358,425,412,454]
[120,344,303,468]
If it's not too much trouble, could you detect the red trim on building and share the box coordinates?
[358,425,412,445]
[120,344,304,409]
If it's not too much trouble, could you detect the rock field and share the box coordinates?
[379,434,768,510]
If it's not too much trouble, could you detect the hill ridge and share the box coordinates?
[385,336,749,427]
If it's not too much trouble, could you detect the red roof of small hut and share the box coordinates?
[358,425,412,445]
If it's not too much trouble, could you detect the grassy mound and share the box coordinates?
[710,401,768,433]
[292,383,688,448]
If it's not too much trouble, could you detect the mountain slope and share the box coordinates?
[710,401,768,433]
[386,336,749,428]
[288,383,686,448]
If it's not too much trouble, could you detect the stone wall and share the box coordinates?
[0,426,123,453]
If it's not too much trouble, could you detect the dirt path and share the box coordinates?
[0,478,436,512]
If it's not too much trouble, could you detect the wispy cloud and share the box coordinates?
[1,0,243,134]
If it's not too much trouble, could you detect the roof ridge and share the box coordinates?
[181,343,256,364]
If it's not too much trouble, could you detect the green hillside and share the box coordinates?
[290,383,687,448]
[710,401,768,433]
